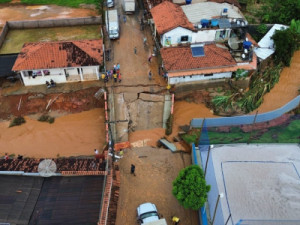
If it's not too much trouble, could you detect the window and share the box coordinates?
[204,73,213,77]
[180,36,189,42]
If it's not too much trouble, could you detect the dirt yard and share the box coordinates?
[0,25,101,54]
[115,147,198,225]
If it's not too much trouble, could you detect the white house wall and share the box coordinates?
[20,66,100,86]
[161,27,193,47]
[169,72,232,84]
[66,68,78,75]
[21,69,67,86]
[192,30,217,43]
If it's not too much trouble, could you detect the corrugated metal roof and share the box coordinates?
[254,24,289,60]
[181,2,244,24]
[253,47,274,60]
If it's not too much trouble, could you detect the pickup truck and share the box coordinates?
[137,203,167,225]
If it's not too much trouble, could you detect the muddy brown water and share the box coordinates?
[255,50,300,113]
[0,109,105,158]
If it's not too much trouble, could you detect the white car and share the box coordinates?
[137,203,167,225]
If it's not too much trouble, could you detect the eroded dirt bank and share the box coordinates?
[0,86,104,120]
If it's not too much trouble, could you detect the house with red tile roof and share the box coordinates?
[150,1,196,47]
[12,39,104,86]
[160,43,257,85]
[149,1,257,85]
[150,1,247,47]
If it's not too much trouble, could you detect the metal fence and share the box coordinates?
[191,96,300,128]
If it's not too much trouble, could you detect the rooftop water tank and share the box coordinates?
[201,19,209,28]
[243,41,252,50]
[186,0,192,4]
[211,19,219,27]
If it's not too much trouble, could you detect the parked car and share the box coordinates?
[137,203,167,225]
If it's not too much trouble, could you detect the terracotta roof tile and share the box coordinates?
[150,1,195,35]
[161,44,236,72]
[12,39,103,71]
[167,52,257,77]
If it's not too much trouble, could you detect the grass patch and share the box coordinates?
[0,0,12,3]
[20,0,97,7]
[0,25,101,54]
[182,119,300,144]
[9,117,26,127]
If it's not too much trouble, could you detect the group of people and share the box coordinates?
[101,63,122,83]
[45,79,56,88]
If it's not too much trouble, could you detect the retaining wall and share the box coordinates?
[0,22,9,50]
[8,16,101,29]
[191,95,300,128]
[174,78,250,99]
[0,16,102,49]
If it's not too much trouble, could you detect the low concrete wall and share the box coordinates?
[7,16,101,29]
[0,22,9,50]
[0,16,102,50]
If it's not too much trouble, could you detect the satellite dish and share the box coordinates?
[228,37,240,50]
[38,159,57,177]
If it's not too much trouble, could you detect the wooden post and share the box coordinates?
[247,111,258,144]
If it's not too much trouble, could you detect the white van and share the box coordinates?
[107,0,114,8]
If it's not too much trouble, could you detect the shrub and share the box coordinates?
[9,117,26,127]
[172,165,210,210]
[38,114,55,124]
[272,28,299,66]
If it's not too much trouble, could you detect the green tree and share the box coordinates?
[272,26,300,66]
[172,165,210,210]
[258,0,300,24]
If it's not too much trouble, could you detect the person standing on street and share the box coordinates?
[171,216,180,225]
[148,71,152,80]
[131,164,136,176]
[113,73,118,83]
[134,46,137,54]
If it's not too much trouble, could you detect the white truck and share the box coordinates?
[106,9,119,39]
[122,0,135,14]
[137,203,167,225]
